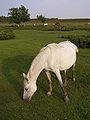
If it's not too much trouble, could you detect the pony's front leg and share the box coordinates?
[45,71,52,96]
[72,63,75,81]
[54,69,69,103]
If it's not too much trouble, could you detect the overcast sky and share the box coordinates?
[0,0,90,19]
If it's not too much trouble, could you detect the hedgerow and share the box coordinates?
[0,30,15,40]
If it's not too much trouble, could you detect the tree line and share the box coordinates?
[0,5,46,24]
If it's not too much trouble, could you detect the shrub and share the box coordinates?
[0,30,15,40]
[58,34,90,48]
[70,37,90,48]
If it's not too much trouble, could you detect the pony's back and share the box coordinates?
[58,41,78,53]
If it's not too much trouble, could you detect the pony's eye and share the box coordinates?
[25,88,28,91]
[26,78,29,82]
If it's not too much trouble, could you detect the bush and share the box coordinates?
[0,30,15,40]
[28,25,61,31]
[58,34,90,48]
[70,38,90,48]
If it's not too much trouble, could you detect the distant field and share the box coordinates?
[0,19,90,30]
[0,30,90,120]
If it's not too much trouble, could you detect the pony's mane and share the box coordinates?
[28,43,59,78]
[28,46,50,78]
[40,43,60,52]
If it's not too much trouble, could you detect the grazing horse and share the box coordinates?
[23,41,78,102]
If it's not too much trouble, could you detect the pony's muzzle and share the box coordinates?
[23,96,31,101]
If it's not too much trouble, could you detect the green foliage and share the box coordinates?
[70,37,90,48]
[29,25,60,31]
[0,30,15,40]
[59,34,90,48]
[0,16,9,23]
[55,22,60,27]
[8,5,30,24]
[37,15,46,23]
[55,22,65,31]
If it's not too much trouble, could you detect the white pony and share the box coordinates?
[23,41,78,102]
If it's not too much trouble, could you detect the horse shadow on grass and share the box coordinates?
[2,55,33,99]
[2,55,48,100]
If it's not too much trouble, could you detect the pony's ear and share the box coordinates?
[23,73,26,78]
[23,73,29,82]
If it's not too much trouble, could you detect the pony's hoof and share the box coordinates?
[65,96,69,103]
[47,91,51,96]
[73,78,75,81]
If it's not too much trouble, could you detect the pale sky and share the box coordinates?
[0,0,90,19]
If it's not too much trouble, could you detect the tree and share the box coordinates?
[8,5,30,24]
[0,16,9,23]
[37,15,46,23]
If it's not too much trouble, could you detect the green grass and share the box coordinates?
[0,30,90,120]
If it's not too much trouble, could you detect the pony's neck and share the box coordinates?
[27,58,44,83]
[26,46,48,83]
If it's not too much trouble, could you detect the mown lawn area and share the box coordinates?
[0,30,90,120]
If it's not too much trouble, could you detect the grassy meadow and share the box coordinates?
[0,28,90,120]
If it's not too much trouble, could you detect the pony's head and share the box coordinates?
[23,73,37,101]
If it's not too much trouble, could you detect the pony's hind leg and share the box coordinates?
[64,70,67,87]
[72,63,75,81]
[54,69,69,103]
[45,71,52,96]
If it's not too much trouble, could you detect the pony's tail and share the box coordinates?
[76,46,79,53]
